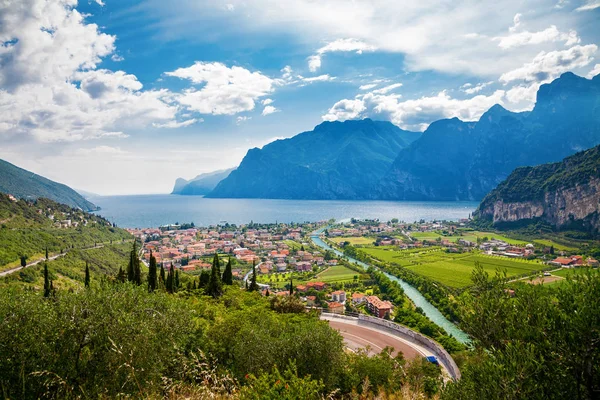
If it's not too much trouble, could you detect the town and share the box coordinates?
[126,217,598,319]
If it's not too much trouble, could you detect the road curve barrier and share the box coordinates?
[322,312,461,380]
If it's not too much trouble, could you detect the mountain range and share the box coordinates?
[172,168,235,195]
[198,72,600,201]
[206,119,421,199]
[474,144,600,233]
[0,159,97,211]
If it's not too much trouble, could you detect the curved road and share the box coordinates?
[322,315,454,381]
[328,320,421,359]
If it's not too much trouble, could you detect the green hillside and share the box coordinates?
[0,194,130,271]
[0,158,97,211]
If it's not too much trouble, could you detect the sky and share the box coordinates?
[0,0,599,195]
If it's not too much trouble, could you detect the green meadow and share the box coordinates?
[358,246,544,288]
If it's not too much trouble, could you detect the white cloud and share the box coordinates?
[587,63,600,78]
[504,83,541,110]
[301,74,336,83]
[494,25,580,49]
[262,98,274,105]
[225,3,235,11]
[144,0,595,78]
[111,54,124,62]
[166,62,275,115]
[576,0,600,11]
[509,13,522,33]
[323,87,508,131]
[74,146,127,156]
[262,105,280,116]
[308,38,376,71]
[499,44,597,83]
[371,83,403,95]
[307,55,322,72]
[0,0,192,143]
[152,118,200,129]
[236,116,251,124]
[359,83,378,90]
[322,99,367,122]
[461,81,494,94]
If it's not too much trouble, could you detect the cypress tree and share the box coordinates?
[289,278,294,296]
[222,257,233,285]
[20,256,27,268]
[160,264,166,285]
[134,251,142,286]
[84,262,90,288]
[192,280,197,290]
[166,265,174,294]
[127,241,137,283]
[265,288,270,296]
[45,247,49,260]
[148,250,157,292]
[248,261,259,292]
[199,270,210,288]
[205,253,223,298]
[43,263,51,298]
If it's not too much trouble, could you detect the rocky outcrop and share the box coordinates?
[475,145,600,233]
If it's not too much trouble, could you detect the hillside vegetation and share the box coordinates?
[0,194,130,269]
[0,159,97,211]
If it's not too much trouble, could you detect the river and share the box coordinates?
[310,230,470,344]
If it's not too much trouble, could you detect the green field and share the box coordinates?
[315,265,361,283]
[409,230,528,245]
[338,236,377,246]
[533,239,578,252]
[359,245,544,288]
[256,264,364,288]
[405,254,543,287]
[284,240,303,250]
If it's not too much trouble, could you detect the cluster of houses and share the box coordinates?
[550,255,599,268]
[127,223,337,276]
[276,283,394,318]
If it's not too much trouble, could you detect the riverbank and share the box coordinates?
[310,228,470,344]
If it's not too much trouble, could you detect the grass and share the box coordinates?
[533,239,579,252]
[315,265,361,283]
[359,244,544,288]
[1,243,133,289]
[284,240,303,250]
[404,254,543,288]
[256,264,365,288]
[408,230,529,245]
[336,236,376,246]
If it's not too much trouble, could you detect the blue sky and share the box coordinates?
[0,0,599,194]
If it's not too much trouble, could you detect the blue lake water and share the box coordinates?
[89,194,478,228]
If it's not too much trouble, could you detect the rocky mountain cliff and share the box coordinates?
[206,119,421,199]
[474,145,600,233]
[377,72,600,200]
[0,159,97,211]
[172,168,235,195]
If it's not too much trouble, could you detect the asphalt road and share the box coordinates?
[328,320,421,359]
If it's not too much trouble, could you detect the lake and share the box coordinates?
[89,194,478,228]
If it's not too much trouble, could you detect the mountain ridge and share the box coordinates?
[206,119,421,199]
[0,159,98,211]
[376,72,600,200]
